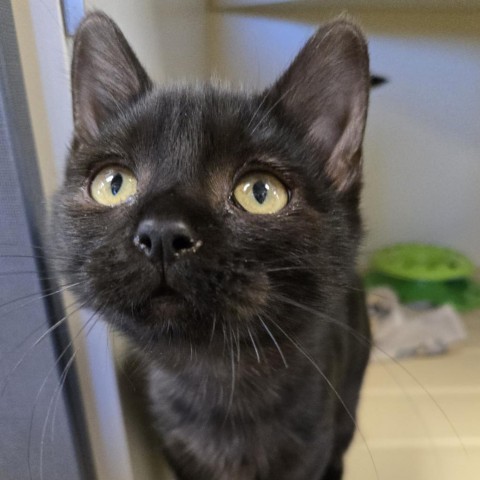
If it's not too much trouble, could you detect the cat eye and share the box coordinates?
[233,172,288,214]
[90,166,138,206]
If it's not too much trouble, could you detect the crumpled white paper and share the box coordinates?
[367,287,467,361]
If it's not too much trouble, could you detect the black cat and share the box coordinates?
[52,11,371,480]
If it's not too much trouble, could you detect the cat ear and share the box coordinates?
[269,19,369,192]
[71,11,152,142]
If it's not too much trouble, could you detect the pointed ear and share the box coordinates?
[71,11,152,142]
[270,19,369,192]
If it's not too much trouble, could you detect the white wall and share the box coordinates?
[208,10,480,265]
[11,0,72,197]
[362,34,480,261]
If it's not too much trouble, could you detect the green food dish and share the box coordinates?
[364,272,480,312]
[365,243,480,312]
[371,243,475,281]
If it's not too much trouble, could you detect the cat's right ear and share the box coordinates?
[267,19,369,194]
[71,11,152,143]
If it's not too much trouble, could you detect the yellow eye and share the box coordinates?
[233,172,288,214]
[90,166,137,206]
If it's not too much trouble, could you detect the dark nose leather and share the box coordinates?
[134,218,200,265]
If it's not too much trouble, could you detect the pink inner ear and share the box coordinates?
[308,113,347,160]
[324,92,368,192]
[76,88,102,140]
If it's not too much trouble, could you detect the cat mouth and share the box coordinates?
[146,284,187,319]
[151,285,181,300]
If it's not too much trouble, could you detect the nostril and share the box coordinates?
[139,233,152,252]
[134,232,153,255]
[172,234,195,253]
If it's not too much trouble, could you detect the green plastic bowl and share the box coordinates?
[371,243,475,282]
[364,272,480,312]
[365,243,480,312]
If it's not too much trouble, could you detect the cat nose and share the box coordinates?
[133,218,201,264]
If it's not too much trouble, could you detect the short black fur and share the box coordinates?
[52,12,371,480]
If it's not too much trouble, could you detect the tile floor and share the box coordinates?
[345,309,480,480]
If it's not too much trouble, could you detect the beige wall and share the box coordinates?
[85,0,208,82]
[11,0,68,198]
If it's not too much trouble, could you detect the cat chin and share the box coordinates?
[149,295,189,319]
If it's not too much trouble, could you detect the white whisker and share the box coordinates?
[258,316,288,368]
[247,325,261,363]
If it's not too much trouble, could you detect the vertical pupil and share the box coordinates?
[252,180,268,204]
[110,174,123,196]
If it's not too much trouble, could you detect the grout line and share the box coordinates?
[362,387,480,396]
[351,437,480,449]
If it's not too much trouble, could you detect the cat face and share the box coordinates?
[52,12,369,351]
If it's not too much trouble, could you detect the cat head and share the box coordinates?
[53,12,369,352]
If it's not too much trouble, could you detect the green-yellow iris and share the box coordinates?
[90,166,137,206]
[233,172,288,214]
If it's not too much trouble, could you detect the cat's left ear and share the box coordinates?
[268,19,369,193]
[71,11,152,143]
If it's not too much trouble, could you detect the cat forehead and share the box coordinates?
[140,85,257,129]
[99,86,278,167]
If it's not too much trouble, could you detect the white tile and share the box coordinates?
[345,310,480,480]
[345,444,480,480]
